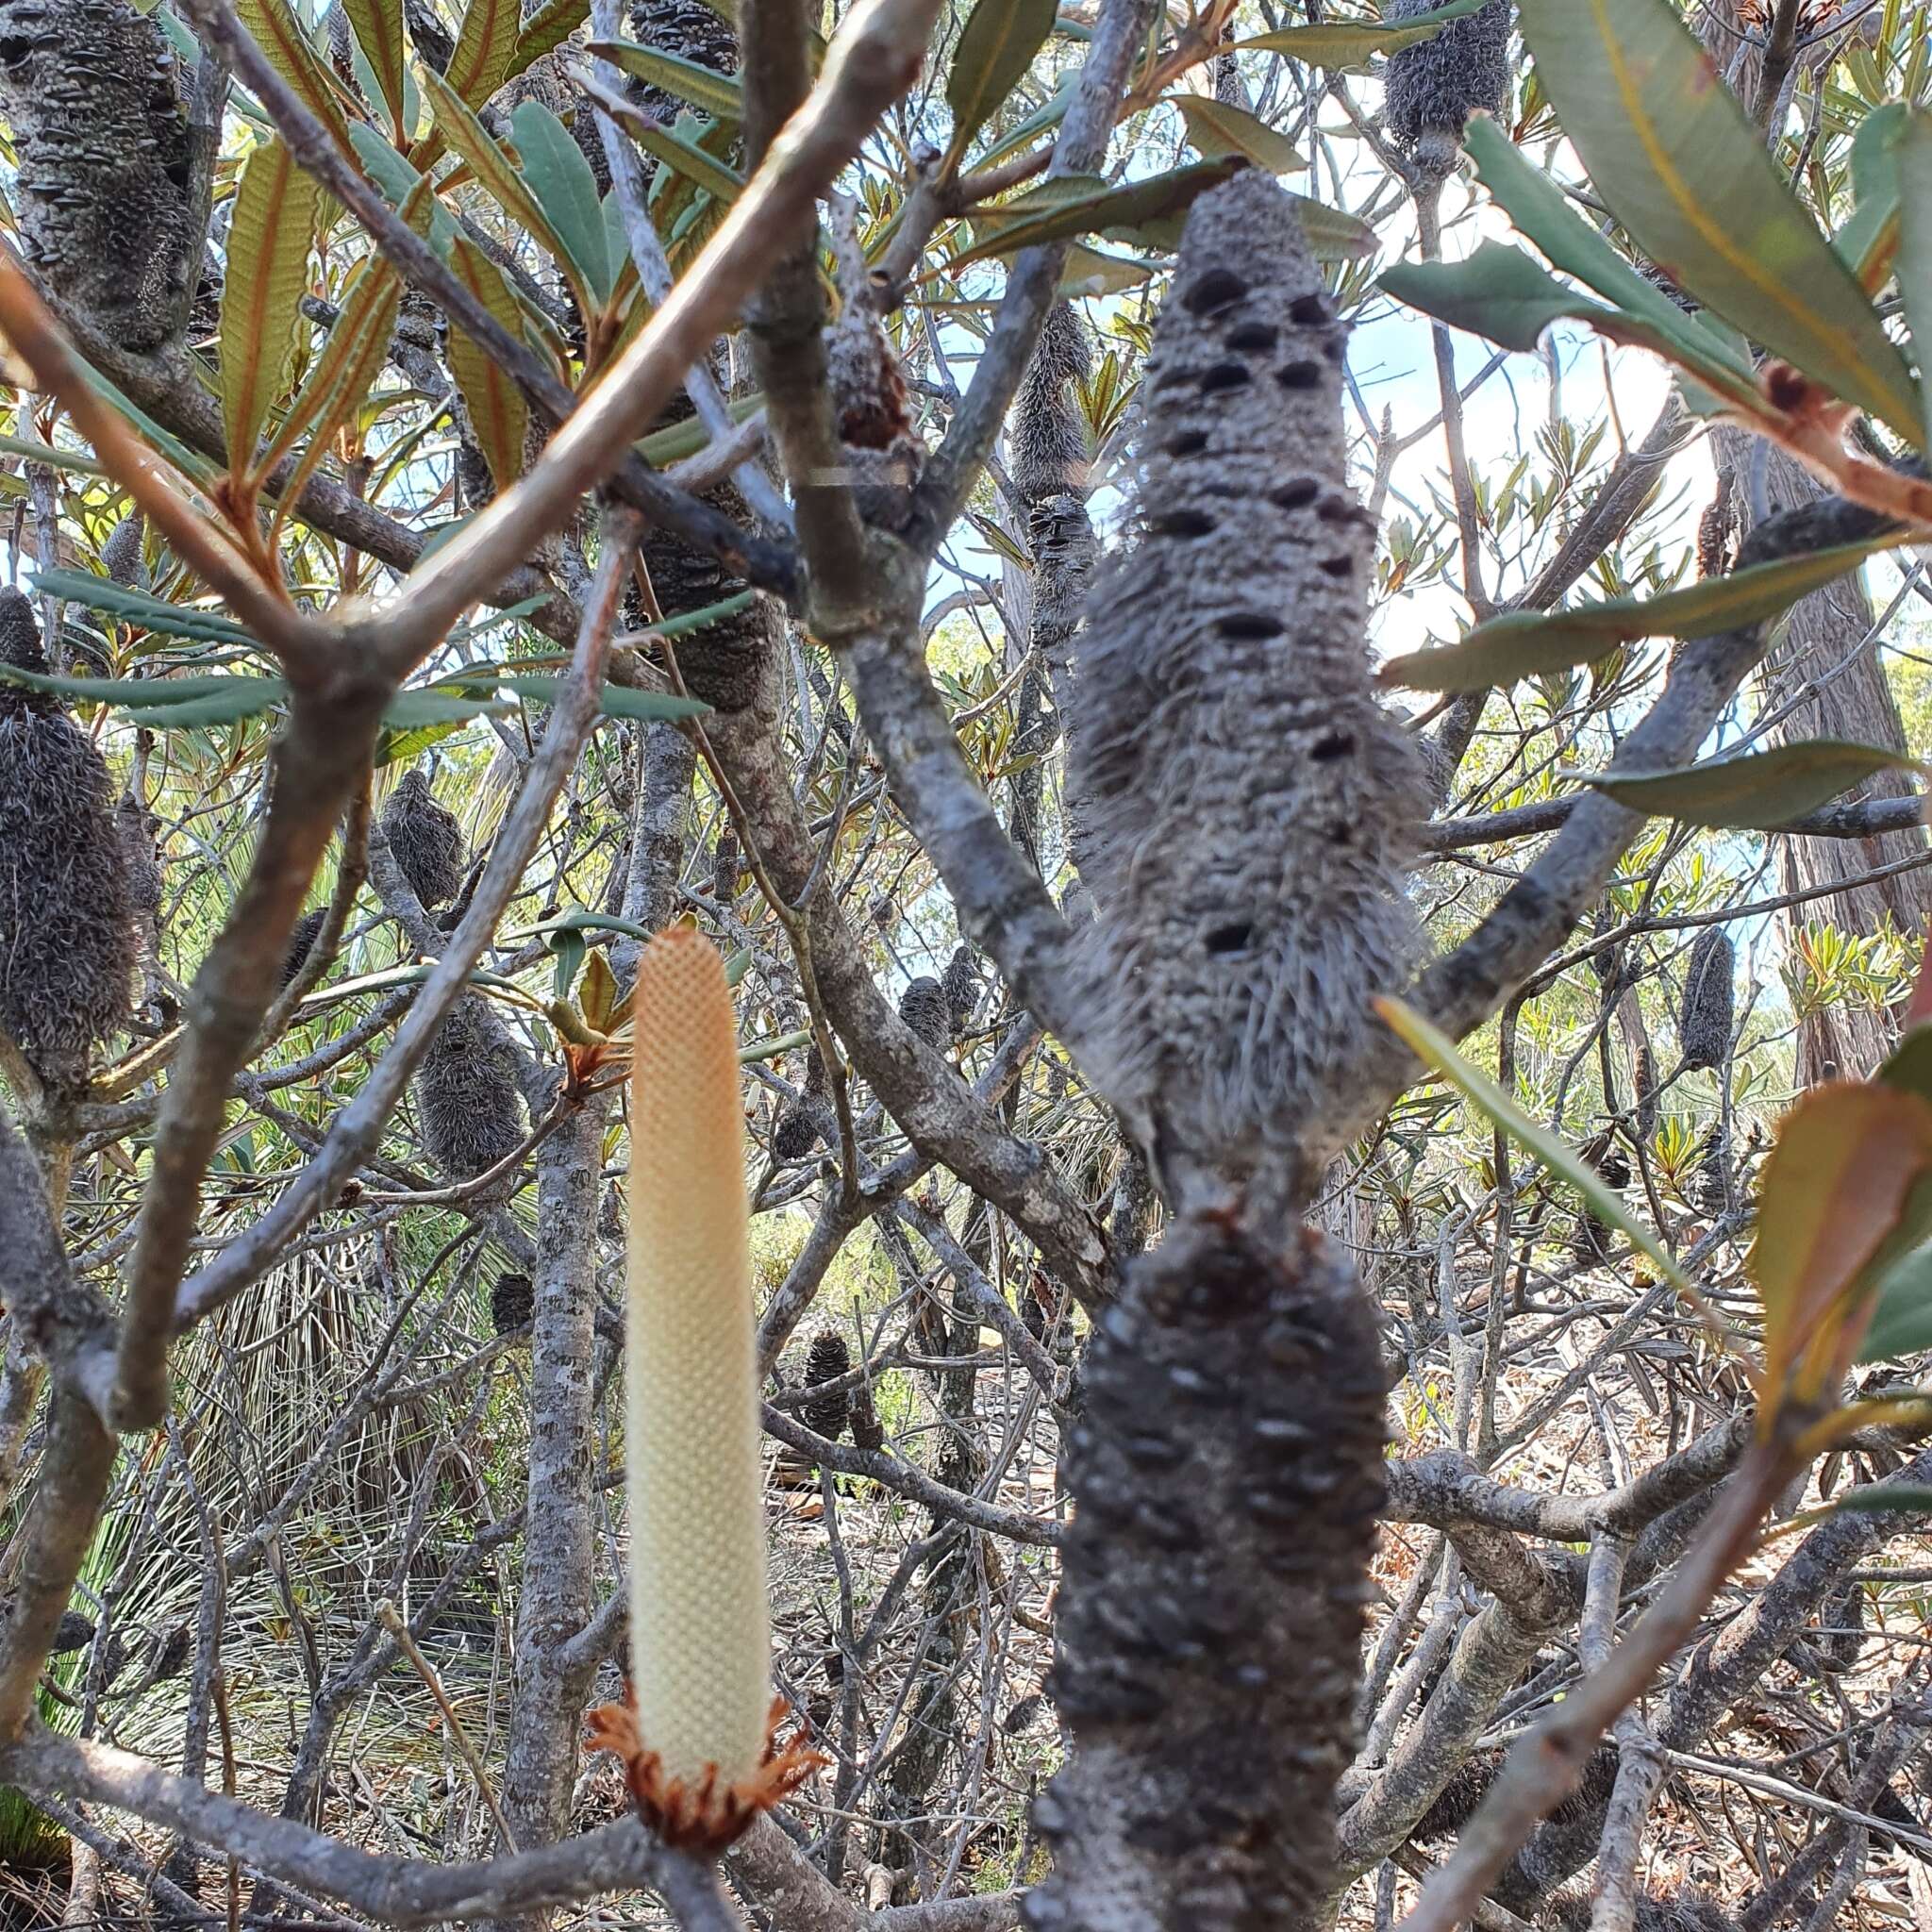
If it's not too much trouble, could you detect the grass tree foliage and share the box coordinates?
[5,0,1932,1924]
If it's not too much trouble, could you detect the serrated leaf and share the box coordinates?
[1172,94,1305,174]
[0,662,261,705]
[344,0,407,136]
[1374,993,1695,1299]
[511,101,615,301]
[237,0,351,143]
[1516,0,1923,442]
[123,677,291,728]
[421,67,592,318]
[946,0,1058,157]
[446,0,523,107]
[1899,109,1932,452]
[950,158,1242,267]
[1383,534,1904,691]
[590,38,744,121]
[1234,0,1486,70]
[1463,115,1749,378]
[381,688,510,727]
[1588,739,1927,831]
[221,140,323,489]
[505,0,591,85]
[445,235,531,491]
[28,572,254,644]
[1751,1082,1932,1394]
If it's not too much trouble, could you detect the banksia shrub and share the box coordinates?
[382,767,466,910]
[1010,302,1092,504]
[413,996,528,1181]
[0,587,137,1086]
[1678,929,1736,1073]
[588,925,819,1850]
[1071,170,1426,1207]
[898,976,949,1049]
[1382,0,1510,173]
[491,1270,534,1335]
[802,1331,852,1441]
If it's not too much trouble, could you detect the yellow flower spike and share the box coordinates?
[589,923,821,1855]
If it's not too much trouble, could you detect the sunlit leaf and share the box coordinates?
[220,140,322,490]
[1172,95,1305,174]
[1234,0,1487,69]
[950,158,1244,266]
[1383,534,1904,691]
[504,0,591,86]
[1516,0,1923,441]
[1750,1081,1932,1396]
[945,0,1058,158]
[237,0,351,144]
[1588,740,1927,831]
[343,0,407,136]
[446,0,523,107]
[444,235,532,491]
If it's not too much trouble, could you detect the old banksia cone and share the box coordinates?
[802,1330,852,1441]
[1678,928,1736,1074]
[0,586,137,1088]
[381,766,465,911]
[1382,0,1511,174]
[589,924,819,1851]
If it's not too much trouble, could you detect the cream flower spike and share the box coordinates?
[588,921,821,1854]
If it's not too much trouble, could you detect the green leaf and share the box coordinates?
[634,393,765,466]
[0,663,263,705]
[220,140,323,485]
[1858,1242,1932,1362]
[1381,242,1767,411]
[1383,534,1904,691]
[347,125,460,256]
[237,0,352,144]
[511,101,615,302]
[950,158,1243,267]
[445,0,523,107]
[421,67,592,317]
[1898,109,1932,453]
[1374,993,1694,1298]
[1833,100,1905,283]
[381,688,510,728]
[504,0,591,87]
[1058,242,1154,297]
[623,113,744,205]
[1172,94,1305,174]
[1462,115,1749,378]
[1515,0,1923,442]
[258,253,404,486]
[945,0,1058,158]
[589,38,744,121]
[1234,0,1487,70]
[343,0,407,136]
[122,677,291,728]
[444,234,532,491]
[1589,740,1928,831]
[1831,1486,1932,1515]
[29,572,254,644]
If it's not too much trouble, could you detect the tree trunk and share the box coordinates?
[1718,437,1932,1082]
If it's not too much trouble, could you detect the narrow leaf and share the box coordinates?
[950,158,1242,267]
[445,235,532,491]
[446,0,522,108]
[221,140,323,486]
[1516,0,1923,441]
[1832,1486,1932,1515]
[0,663,262,704]
[494,675,712,721]
[1898,109,1932,452]
[237,0,352,143]
[421,66,593,316]
[1383,534,1904,691]
[1235,0,1486,70]
[590,38,744,121]
[505,0,592,85]
[1374,994,1695,1299]
[344,0,407,136]
[511,100,614,301]
[29,572,254,644]
[1588,740,1927,831]
[1859,1242,1932,1363]
[946,0,1058,156]
[257,253,402,483]
[621,112,744,205]
[1172,95,1305,174]
[123,678,291,728]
